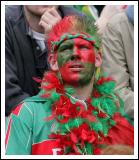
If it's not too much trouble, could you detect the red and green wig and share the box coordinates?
[47,15,101,54]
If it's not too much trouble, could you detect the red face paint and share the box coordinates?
[57,38,96,86]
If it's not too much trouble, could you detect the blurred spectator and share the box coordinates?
[101,5,134,119]
[96,5,127,35]
[5,5,84,116]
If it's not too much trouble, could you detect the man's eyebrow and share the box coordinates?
[59,41,73,47]
[76,40,91,46]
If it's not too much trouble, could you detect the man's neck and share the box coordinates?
[67,77,95,100]
[23,6,44,33]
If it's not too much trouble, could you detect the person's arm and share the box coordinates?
[101,19,134,119]
[5,18,30,116]
[5,103,33,155]
[96,5,126,35]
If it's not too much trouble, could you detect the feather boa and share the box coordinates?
[37,71,125,155]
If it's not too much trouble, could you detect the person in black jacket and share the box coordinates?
[5,5,84,116]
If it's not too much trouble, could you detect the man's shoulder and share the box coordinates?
[10,95,51,118]
[22,94,51,111]
[107,12,129,28]
[23,94,48,103]
[5,5,23,22]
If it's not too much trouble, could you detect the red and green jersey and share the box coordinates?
[5,94,134,155]
[5,95,64,155]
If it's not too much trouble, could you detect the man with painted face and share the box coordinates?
[5,15,134,155]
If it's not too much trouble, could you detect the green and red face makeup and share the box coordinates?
[56,35,96,86]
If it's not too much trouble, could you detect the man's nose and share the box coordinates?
[70,47,80,60]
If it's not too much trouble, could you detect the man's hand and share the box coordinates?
[39,6,61,35]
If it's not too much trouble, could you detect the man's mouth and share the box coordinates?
[69,63,84,71]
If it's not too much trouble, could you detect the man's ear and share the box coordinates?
[48,54,59,71]
[95,52,102,67]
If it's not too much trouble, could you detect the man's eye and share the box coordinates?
[59,46,71,52]
[79,45,89,50]
[63,48,71,51]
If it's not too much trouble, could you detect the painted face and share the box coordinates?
[57,38,96,86]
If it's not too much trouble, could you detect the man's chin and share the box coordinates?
[63,77,93,87]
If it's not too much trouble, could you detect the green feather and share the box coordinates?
[109,119,116,126]
[64,86,75,94]
[85,142,93,154]
[50,91,60,102]
[96,81,115,94]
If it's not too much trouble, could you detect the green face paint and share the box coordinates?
[57,40,74,67]
[78,63,95,85]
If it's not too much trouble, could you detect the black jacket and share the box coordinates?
[5,5,83,116]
